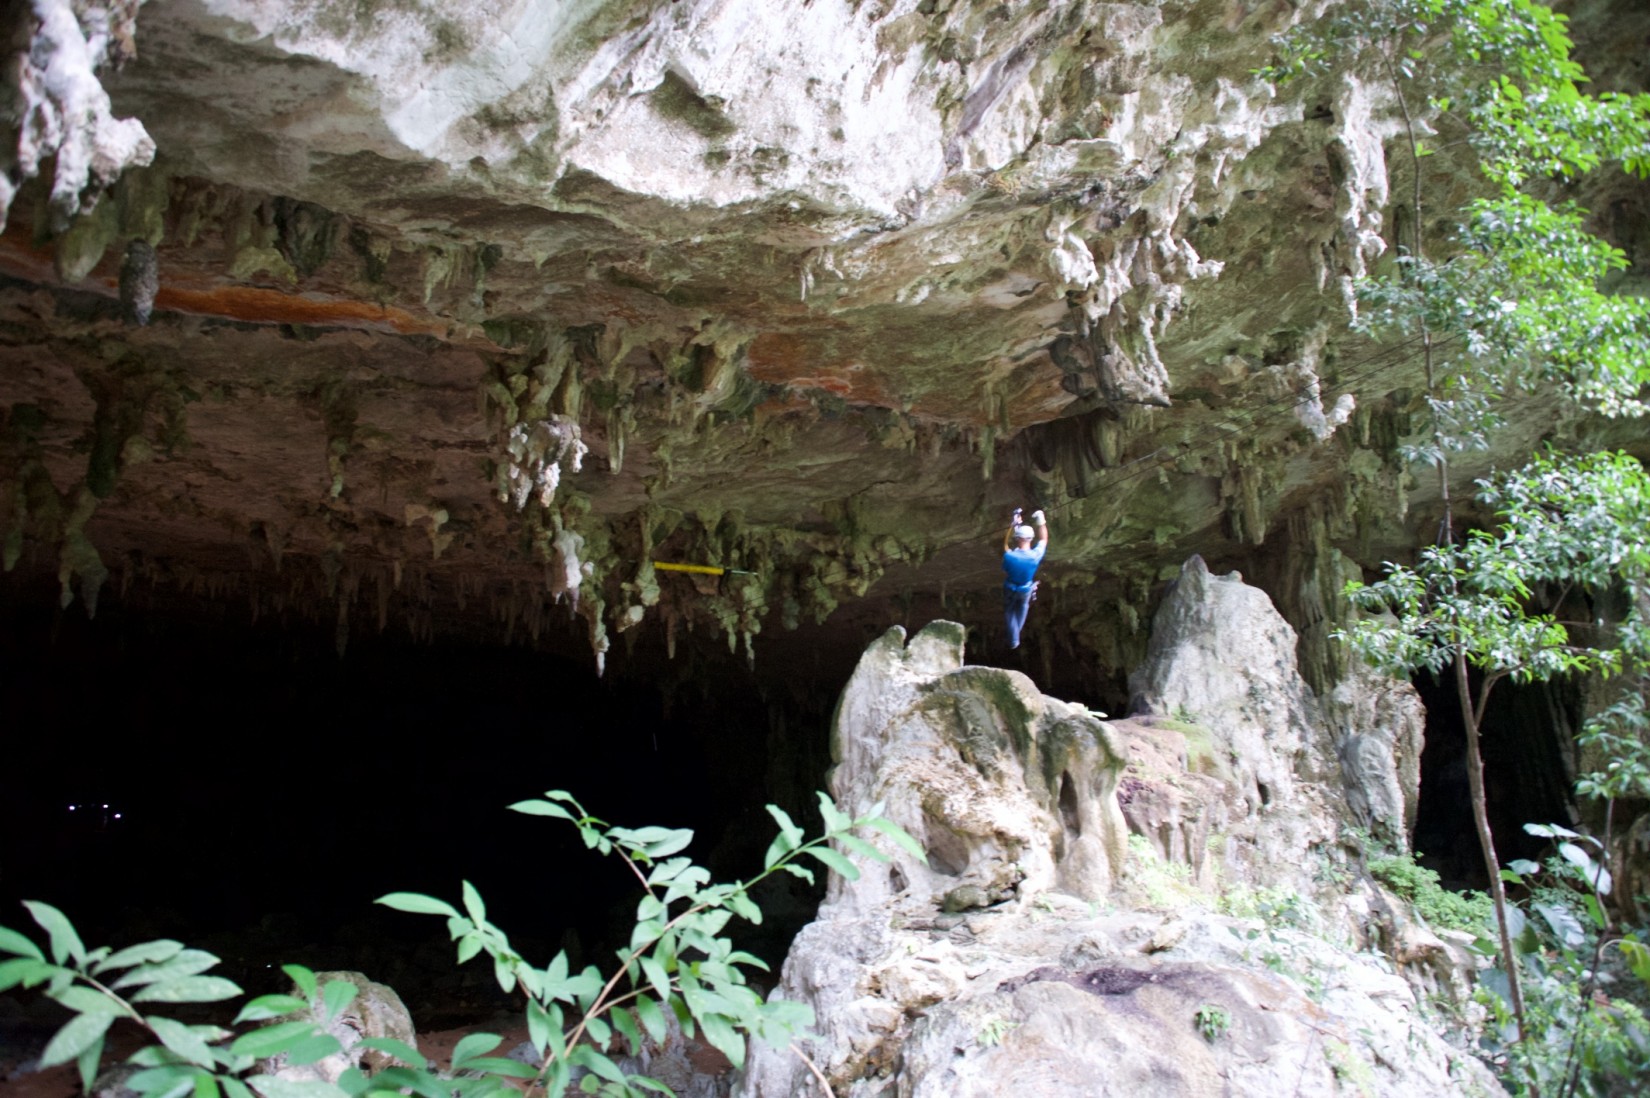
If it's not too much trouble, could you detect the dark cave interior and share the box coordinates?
[0,576,1583,1022]
[1410,669,1579,891]
[0,588,849,1021]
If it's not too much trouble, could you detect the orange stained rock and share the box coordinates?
[0,225,495,346]
[746,330,898,409]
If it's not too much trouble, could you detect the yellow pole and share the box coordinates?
[652,561,727,576]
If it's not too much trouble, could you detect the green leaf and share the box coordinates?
[321,980,357,1024]
[610,1006,642,1054]
[23,901,86,967]
[450,1032,502,1069]
[235,994,309,1024]
[764,805,803,850]
[133,976,243,1004]
[834,833,886,863]
[639,955,672,1003]
[76,1032,105,1093]
[1619,939,1650,986]
[803,845,860,881]
[634,996,668,1045]
[113,950,221,990]
[39,1010,115,1068]
[568,1046,627,1086]
[646,858,692,887]
[725,889,762,925]
[1558,842,1613,893]
[816,792,851,835]
[696,1013,744,1071]
[128,1065,198,1098]
[245,1075,351,1098]
[94,940,185,974]
[0,925,45,961]
[1534,901,1586,951]
[222,1077,257,1098]
[283,965,318,999]
[455,1057,538,1080]
[282,1034,346,1067]
[148,1015,216,1068]
[231,1021,320,1060]
[0,957,57,992]
[525,999,554,1055]
[508,799,574,820]
[639,828,693,859]
[461,881,487,924]
[374,893,460,918]
[50,985,123,1015]
[362,1068,449,1098]
[864,817,928,862]
[356,1036,425,1069]
[192,1072,222,1098]
[761,834,792,871]
[492,957,516,995]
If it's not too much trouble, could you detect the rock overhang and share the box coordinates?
[0,0,1645,692]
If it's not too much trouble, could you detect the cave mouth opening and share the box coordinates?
[0,592,853,1024]
[1410,668,1578,893]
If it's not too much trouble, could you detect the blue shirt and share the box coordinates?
[1003,543,1045,590]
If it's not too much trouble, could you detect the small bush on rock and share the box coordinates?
[1369,852,1493,935]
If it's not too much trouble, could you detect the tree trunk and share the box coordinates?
[1455,652,1531,1054]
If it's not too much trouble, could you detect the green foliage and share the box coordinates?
[1368,852,1493,934]
[1266,2,1650,1086]
[1193,1003,1230,1042]
[0,790,922,1098]
[1576,693,1650,804]
[976,1015,1018,1048]
[1357,194,1650,421]
[1481,837,1650,1096]
[1342,451,1650,683]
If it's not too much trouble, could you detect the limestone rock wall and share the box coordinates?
[738,616,1495,1097]
[0,0,1643,691]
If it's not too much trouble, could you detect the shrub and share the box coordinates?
[0,788,922,1098]
[1368,852,1493,934]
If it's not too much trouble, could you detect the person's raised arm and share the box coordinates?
[1031,509,1048,550]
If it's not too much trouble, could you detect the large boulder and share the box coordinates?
[1126,555,1426,898]
[737,618,1498,1097]
[261,971,418,1084]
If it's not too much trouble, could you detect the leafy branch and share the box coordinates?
[2,789,923,1098]
[376,788,924,1097]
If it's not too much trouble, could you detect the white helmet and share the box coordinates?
[1013,524,1035,541]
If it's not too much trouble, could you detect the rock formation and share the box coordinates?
[0,0,1641,692]
[739,564,1493,1095]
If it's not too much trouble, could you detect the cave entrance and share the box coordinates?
[0,595,847,1023]
[1410,668,1579,890]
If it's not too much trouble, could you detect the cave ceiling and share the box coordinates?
[1,0,1646,690]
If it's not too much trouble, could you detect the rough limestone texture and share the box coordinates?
[260,971,418,1084]
[737,618,1497,1097]
[0,1,154,234]
[1,0,1642,684]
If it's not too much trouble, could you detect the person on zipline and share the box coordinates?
[1002,507,1048,649]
